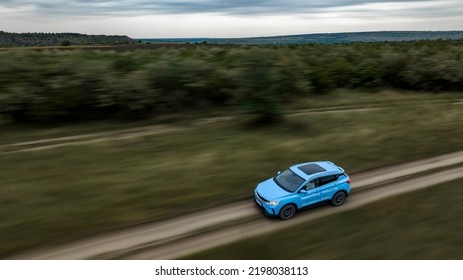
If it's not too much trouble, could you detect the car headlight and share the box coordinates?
[268,201,279,206]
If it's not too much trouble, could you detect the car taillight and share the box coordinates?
[347,179,351,184]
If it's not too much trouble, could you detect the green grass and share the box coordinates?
[0,93,463,257]
[186,178,463,259]
[289,89,461,110]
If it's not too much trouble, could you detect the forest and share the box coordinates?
[1,39,462,124]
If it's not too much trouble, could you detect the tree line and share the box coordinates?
[0,40,462,124]
[0,31,135,47]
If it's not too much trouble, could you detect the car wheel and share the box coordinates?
[279,204,296,220]
[331,191,346,206]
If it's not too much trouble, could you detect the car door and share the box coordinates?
[298,178,321,207]
[317,175,340,201]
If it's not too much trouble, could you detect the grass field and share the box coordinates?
[0,90,459,146]
[0,92,462,257]
[186,178,463,259]
[290,90,461,110]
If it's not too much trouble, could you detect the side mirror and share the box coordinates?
[277,171,282,176]
[299,189,307,194]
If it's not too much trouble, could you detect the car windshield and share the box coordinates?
[274,169,305,192]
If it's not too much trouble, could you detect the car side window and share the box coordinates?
[318,175,339,187]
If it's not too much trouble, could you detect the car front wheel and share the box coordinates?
[279,204,296,220]
[331,191,346,206]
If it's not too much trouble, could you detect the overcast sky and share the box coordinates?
[1,1,462,38]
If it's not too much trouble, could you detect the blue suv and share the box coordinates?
[254,161,350,220]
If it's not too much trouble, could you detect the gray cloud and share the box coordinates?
[2,0,462,37]
[0,0,446,16]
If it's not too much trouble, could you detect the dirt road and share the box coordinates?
[11,151,463,260]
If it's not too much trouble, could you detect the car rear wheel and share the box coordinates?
[331,191,346,206]
[279,204,296,220]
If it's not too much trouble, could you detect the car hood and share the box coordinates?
[255,178,291,201]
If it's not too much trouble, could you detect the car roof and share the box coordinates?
[290,161,344,180]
